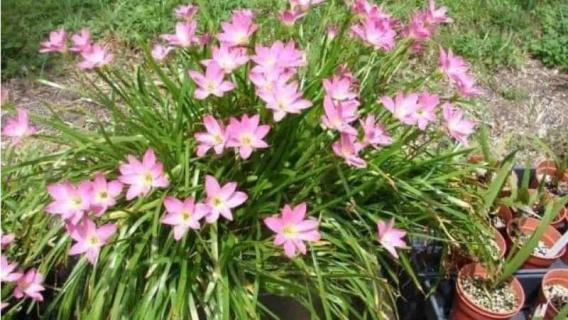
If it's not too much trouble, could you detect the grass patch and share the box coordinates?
[1,0,566,80]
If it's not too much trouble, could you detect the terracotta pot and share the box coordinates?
[450,263,525,320]
[536,269,568,319]
[526,189,564,229]
[450,230,507,270]
[506,217,566,269]
[535,159,558,178]
[550,206,566,229]
[494,230,507,259]
[495,206,513,231]
[468,154,485,164]
[535,159,568,190]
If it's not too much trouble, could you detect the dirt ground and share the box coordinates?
[479,59,568,163]
[2,58,567,163]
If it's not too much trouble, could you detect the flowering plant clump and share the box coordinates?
[2,0,490,318]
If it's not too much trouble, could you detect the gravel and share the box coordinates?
[519,234,550,257]
[460,276,518,313]
[544,284,568,310]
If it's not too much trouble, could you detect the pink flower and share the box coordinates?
[46,181,92,225]
[151,44,173,61]
[194,115,228,157]
[1,301,8,310]
[377,218,407,259]
[188,63,235,99]
[403,12,432,42]
[13,269,45,302]
[174,4,199,21]
[226,114,270,159]
[195,33,212,46]
[279,9,306,26]
[360,115,392,148]
[290,0,325,11]
[118,148,169,200]
[439,48,480,97]
[249,69,294,93]
[380,92,419,125]
[217,9,258,47]
[263,202,320,258]
[2,108,36,146]
[410,92,439,130]
[323,75,358,101]
[251,41,306,75]
[161,196,208,240]
[258,80,312,121]
[0,255,22,283]
[442,103,475,145]
[320,97,359,135]
[332,133,367,168]
[161,22,197,48]
[70,28,91,53]
[201,45,249,74]
[89,174,123,215]
[1,233,15,249]
[351,17,396,51]
[439,47,469,80]
[327,25,338,39]
[68,218,116,265]
[77,44,113,70]
[453,73,482,97]
[427,0,452,24]
[39,29,67,53]
[203,175,248,223]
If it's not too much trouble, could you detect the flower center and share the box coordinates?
[212,197,223,208]
[72,196,83,207]
[206,81,217,92]
[181,211,191,221]
[234,32,248,45]
[87,235,99,246]
[144,172,154,184]
[282,224,297,237]
[240,134,253,146]
[276,99,287,110]
[214,134,224,144]
[98,191,108,199]
[265,57,276,69]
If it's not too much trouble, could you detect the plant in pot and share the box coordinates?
[450,156,568,320]
[533,139,568,198]
[533,268,568,320]
[0,1,492,319]
[498,181,567,268]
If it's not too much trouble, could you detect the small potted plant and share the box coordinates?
[450,161,568,319]
[535,158,568,197]
[536,268,568,320]
[506,217,566,269]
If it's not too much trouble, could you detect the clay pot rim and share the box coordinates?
[506,217,566,260]
[541,269,568,315]
[493,229,507,259]
[525,189,566,224]
[456,263,525,317]
[534,159,568,183]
